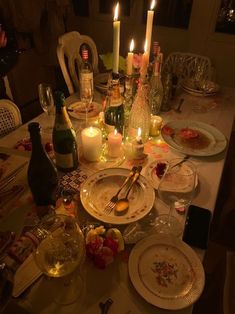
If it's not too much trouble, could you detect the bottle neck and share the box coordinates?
[110,79,122,106]
[55,106,72,128]
[30,131,45,155]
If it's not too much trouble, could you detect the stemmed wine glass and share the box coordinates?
[34,214,85,305]
[38,83,55,131]
[80,78,93,126]
[155,159,196,236]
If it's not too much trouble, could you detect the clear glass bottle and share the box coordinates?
[28,122,58,208]
[128,77,151,143]
[79,45,93,91]
[149,56,164,115]
[161,72,173,112]
[104,73,125,134]
[123,75,134,136]
[53,91,78,172]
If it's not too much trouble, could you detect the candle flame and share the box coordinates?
[130,39,134,52]
[137,127,142,137]
[150,0,156,10]
[114,2,119,21]
[144,40,148,53]
[89,126,94,134]
[114,129,117,135]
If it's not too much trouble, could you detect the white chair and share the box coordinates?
[57,31,99,95]
[0,99,22,138]
[162,52,213,82]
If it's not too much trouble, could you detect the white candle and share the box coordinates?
[113,2,120,74]
[145,0,156,61]
[108,129,122,158]
[150,115,163,137]
[81,127,102,161]
[127,39,134,76]
[132,128,144,159]
[140,40,148,78]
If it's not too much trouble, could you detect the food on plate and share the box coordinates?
[85,225,124,269]
[178,128,199,139]
[162,125,174,136]
[14,138,53,153]
[155,162,167,179]
[175,127,211,149]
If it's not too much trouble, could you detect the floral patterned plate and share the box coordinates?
[128,234,205,310]
[80,168,155,225]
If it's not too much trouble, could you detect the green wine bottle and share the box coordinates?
[27,122,58,208]
[53,91,78,172]
[104,73,124,134]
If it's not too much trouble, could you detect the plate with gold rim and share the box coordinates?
[80,168,155,224]
[128,234,205,310]
[67,101,102,120]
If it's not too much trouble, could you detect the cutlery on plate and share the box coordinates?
[99,298,113,314]
[103,166,138,215]
[171,155,189,169]
[114,166,142,215]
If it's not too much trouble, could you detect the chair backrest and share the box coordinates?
[0,99,22,138]
[162,52,212,82]
[57,31,99,95]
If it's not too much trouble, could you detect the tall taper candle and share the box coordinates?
[113,2,120,74]
[145,0,156,62]
[127,39,134,76]
[140,40,148,78]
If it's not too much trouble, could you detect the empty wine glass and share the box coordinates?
[80,78,93,126]
[38,83,55,131]
[34,213,85,305]
[155,159,196,237]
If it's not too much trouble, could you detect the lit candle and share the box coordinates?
[140,40,148,78]
[150,115,163,137]
[108,129,122,158]
[132,128,145,159]
[145,0,156,61]
[81,127,102,161]
[127,39,134,76]
[113,2,120,74]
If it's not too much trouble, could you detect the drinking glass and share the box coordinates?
[38,83,55,131]
[80,78,93,126]
[155,159,196,237]
[34,214,85,305]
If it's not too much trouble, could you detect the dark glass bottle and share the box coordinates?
[27,122,58,208]
[104,73,125,134]
[52,91,78,172]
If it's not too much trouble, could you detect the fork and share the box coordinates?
[103,166,138,214]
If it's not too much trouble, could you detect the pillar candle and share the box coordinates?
[113,3,120,74]
[127,39,134,76]
[108,129,122,157]
[81,127,102,161]
[145,0,156,61]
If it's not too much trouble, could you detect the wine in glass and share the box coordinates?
[34,214,85,305]
[155,159,196,236]
[38,83,55,131]
[80,78,93,126]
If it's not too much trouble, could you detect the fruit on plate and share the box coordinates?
[85,225,124,269]
[178,128,199,139]
[162,125,174,136]
[155,162,167,179]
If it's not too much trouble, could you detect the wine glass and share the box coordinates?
[38,83,55,131]
[155,159,196,237]
[80,78,93,126]
[34,214,85,305]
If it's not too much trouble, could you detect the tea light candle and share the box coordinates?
[132,127,145,159]
[81,127,102,161]
[108,129,122,158]
[150,115,163,137]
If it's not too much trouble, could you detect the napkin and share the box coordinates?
[84,283,144,314]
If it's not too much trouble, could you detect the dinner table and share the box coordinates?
[0,85,234,314]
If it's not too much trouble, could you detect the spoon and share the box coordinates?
[114,166,142,215]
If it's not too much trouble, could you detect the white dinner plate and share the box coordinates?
[67,101,102,120]
[128,234,205,310]
[144,159,199,190]
[161,120,227,156]
[94,72,110,93]
[80,168,155,224]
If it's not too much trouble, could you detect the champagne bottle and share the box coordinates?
[104,73,124,134]
[79,45,93,91]
[149,55,164,115]
[27,122,58,208]
[53,91,78,172]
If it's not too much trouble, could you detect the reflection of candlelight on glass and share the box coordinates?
[150,115,163,137]
[108,129,122,157]
[127,39,134,76]
[113,2,120,74]
[81,126,102,161]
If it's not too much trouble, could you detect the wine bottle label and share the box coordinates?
[54,152,74,169]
